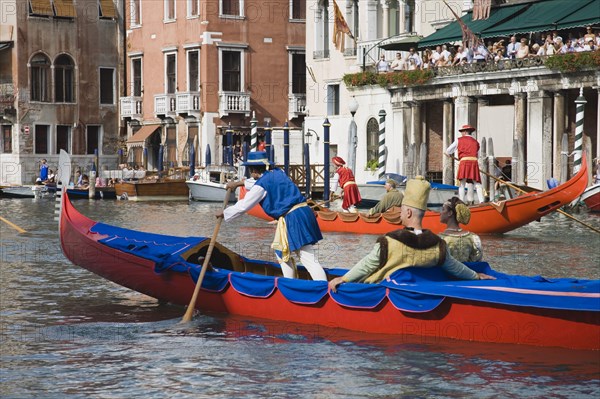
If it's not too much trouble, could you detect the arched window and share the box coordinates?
[55,54,75,103]
[30,53,51,102]
[366,117,379,168]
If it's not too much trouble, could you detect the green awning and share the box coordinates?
[482,0,596,37]
[418,3,529,48]
[555,0,600,30]
[380,35,424,51]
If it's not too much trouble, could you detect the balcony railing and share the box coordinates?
[176,91,201,115]
[120,96,143,120]
[218,91,250,117]
[154,93,177,117]
[433,56,547,77]
[288,93,306,120]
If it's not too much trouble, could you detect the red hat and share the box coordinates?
[332,156,346,166]
[459,124,476,132]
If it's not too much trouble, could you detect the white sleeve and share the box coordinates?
[446,139,459,155]
[223,185,267,221]
[331,172,340,192]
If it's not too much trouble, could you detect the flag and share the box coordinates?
[443,0,482,50]
[473,0,492,21]
[333,0,355,52]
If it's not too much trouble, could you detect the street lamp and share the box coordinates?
[348,97,359,173]
[305,128,320,145]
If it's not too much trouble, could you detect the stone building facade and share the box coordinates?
[0,0,122,185]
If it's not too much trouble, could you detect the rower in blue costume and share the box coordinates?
[216,151,327,281]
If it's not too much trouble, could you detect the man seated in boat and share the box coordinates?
[366,178,404,215]
[216,151,328,281]
[439,197,483,263]
[80,174,90,189]
[329,176,494,292]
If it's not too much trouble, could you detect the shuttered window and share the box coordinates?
[99,0,116,18]
[53,0,76,17]
[29,0,53,15]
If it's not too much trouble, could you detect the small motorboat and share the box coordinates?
[187,165,238,202]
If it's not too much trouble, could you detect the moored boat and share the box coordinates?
[187,165,238,202]
[59,191,600,350]
[115,179,189,201]
[579,184,600,212]
[0,185,36,198]
[66,187,117,200]
[241,156,588,235]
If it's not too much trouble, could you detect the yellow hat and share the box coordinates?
[402,176,430,211]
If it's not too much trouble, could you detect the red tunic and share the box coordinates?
[336,166,362,209]
[457,136,481,182]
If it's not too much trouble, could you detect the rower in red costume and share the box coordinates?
[446,124,485,204]
[331,156,362,212]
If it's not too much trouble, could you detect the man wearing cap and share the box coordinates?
[331,156,362,213]
[216,151,327,281]
[446,124,485,205]
[367,179,404,215]
[328,176,494,291]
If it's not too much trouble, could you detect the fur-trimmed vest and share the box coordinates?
[364,229,447,283]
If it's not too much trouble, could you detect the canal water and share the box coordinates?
[1,196,599,398]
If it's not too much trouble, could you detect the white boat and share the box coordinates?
[187,165,238,202]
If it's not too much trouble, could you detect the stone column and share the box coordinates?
[476,97,489,141]
[366,0,378,41]
[442,99,454,185]
[454,96,477,136]
[552,91,565,180]
[513,92,527,185]
[399,0,406,33]
[527,90,553,190]
[381,0,390,38]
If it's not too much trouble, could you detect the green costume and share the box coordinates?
[439,230,483,263]
[343,229,479,283]
[368,189,404,215]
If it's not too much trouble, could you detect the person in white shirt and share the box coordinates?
[376,54,390,73]
[431,45,442,66]
[390,52,406,71]
[506,36,520,59]
[440,45,452,65]
[406,47,422,69]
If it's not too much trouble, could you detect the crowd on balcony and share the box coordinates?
[377,26,599,72]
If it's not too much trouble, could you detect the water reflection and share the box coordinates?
[1,198,599,398]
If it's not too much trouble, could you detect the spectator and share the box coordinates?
[506,36,520,59]
[563,39,575,53]
[406,47,422,70]
[422,48,433,69]
[390,52,406,71]
[376,54,390,73]
[583,39,597,51]
[584,26,596,44]
[516,38,530,58]
[440,44,452,65]
[431,45,442,66]
[452,46,468,65]
[494,49,505,62]
[472,43,489,63]
[38,158,49,183]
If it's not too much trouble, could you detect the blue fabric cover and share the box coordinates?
[90,222,206,272]
[230,272,276,298]
[330,283,388,309]
[277,278,328,304]
[91,222,600,313]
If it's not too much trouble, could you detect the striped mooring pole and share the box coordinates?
[250,111,258,151]
[378,109,387,180]
[574,88,586,174]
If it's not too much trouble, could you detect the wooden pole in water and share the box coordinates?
[487,138,496,202]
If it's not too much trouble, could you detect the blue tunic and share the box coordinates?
[40,164,49,181]
[255,169,323,252]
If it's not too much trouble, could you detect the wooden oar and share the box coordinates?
[0,216,27,234]
[181,187,233,322]
[449,155,600,234]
